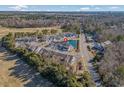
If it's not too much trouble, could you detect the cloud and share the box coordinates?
[80,7,90,11]
[94,7,100,10]
[79,6,101,11]
[61,6,65,9]
[9,5,28,11]
[109,6,119,9]
[46,9,51,11]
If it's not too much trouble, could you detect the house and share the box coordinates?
[101,40,112,47]
[92,42,104,52]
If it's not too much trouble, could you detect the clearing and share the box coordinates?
[0,26,62,37]
[0,46,53,87]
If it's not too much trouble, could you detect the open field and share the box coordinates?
[0,46,53,87]
[0,26,62,38]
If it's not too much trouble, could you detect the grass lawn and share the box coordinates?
[0,26,62,38]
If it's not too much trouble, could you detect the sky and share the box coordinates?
[0,5,124,11]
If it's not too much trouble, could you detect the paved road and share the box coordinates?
[79,33,90,71]
[79,32,102,87]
